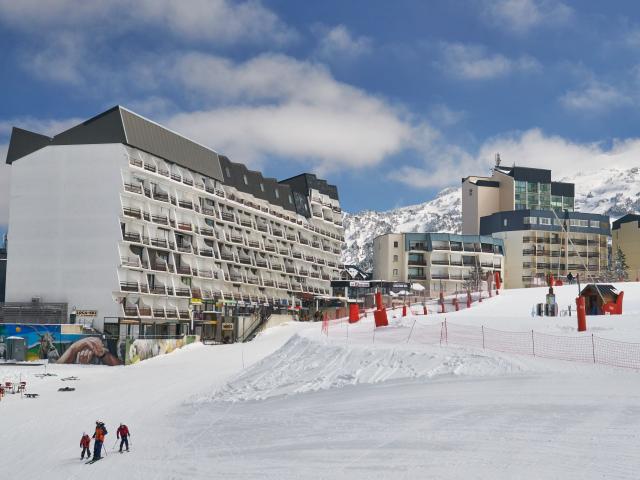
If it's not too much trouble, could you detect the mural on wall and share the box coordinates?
[0,324,122,365]
[0,324,198,366]
[124,335,198,365]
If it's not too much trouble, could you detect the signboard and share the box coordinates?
[349,281,370,288]
[190,298,202,304]
[221,322,234,331]
[75,310,98,317]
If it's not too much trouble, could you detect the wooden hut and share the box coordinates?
[579,284,624,315]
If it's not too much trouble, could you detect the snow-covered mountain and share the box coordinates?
[342,167,640,270]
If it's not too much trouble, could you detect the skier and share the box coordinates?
[92,421,108,461]
[80,432,91,460]
[117,423,131,453]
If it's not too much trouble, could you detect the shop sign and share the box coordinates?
[191,298,202,304]
[222,322,234,331]
[349,281,370,288]
[76,310,98,317]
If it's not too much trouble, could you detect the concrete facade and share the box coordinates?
[373,233,504,296]
[612,214,640,280]
[4,108,345,334]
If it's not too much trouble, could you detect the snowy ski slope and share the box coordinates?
[2,283,640,479]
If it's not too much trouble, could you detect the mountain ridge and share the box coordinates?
[342,167,640,270]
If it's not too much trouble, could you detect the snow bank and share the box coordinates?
[205,334,532,402]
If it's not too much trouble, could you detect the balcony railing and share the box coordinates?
[120,281,139,292]
[221,212,235,222]
[123,207,142,219]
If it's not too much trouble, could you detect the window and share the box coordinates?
[539,218,551,225]
[393,255,398,262]
[523,217,537,225]
[260,183,265,192]
[225,167,231,177]
[393,241,398,248]
[275,189,280,199]
[570,219,588,227]
[590,220,600,228]
[503,219,508,227]
[469,189,473,196]
[243,174,248,185]
[393,269,399,276]
[288,194,293,204]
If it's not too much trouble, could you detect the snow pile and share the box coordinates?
[206,334,531,402]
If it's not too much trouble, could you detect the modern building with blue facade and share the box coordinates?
[463,164,610,288]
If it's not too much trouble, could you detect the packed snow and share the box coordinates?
[2,283,640,479]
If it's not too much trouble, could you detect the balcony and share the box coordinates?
[123,232,142,243]
[177,223,192,232]
[199,248,214,257]
[176,265,192,275]
[304,255,315,262]
[247,277,260,285]
[123,207,142,219]
[278,282,289,289]
[149,285,167,295]
[179,311,190,320]
[230,274,243,283]
[220,252,234,261]
[257,224,269,232]
[240,219,253,228]
[316,258,326,265]
[431,274,449,280]
[263,279,275,287]
[273,229,284,237]
[124,183,143,194]
[221,211,235,222]
[278,248,289,255]
[256,259,268,268]
[176,244,192,254]
[120,256,142,268]
[123,306,138,317]
[178,200,193,210]
[151,214,169,226]
[143,163,157,173]
[153,308,166,318]
[286,234,297,242]
[431,260,449,266]
[200,228,214,237]
[285,266,297,274]
[248,240,261,249]
[175,287,191,297]
[272,264,283,271]
[292,252,302,259]
[264,245,276,252]
[120,281,139,292]
[239,256,252,265]
[129,157,142,168]
[153,192,169,203]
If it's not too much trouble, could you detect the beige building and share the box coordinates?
[462,165,610,289]
[612,214,640,280]
[373,233,504,296]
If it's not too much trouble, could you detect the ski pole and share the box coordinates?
[112,438,118,450]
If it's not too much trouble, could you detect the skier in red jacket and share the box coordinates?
[117,424,131,453]
[80,432,91,460]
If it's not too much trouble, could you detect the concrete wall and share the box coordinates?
[461,179,500,235]
[6,144,127,331]
[494,231,525,289]
[613,223,640,279]
[372,233,405,281]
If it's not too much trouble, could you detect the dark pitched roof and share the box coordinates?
[6,106,224,181]
[612,213,640,230]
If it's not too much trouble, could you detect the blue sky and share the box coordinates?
[2,0,640,232]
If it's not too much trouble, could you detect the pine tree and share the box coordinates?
[613,247,629,281]
[464,259,484,292]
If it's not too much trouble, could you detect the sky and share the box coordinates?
[2,0,640,235]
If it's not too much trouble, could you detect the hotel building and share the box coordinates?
[462,165,610,288]
[372,233,504,296]
[4,106,344,336]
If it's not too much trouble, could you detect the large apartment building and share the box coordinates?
[612,214,640,280]
[462,165,610,288]
[373,233,504,296]
[4,106,344,335]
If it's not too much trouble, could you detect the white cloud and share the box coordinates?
[559,81,632,112]
[0,0,296,46]
[388,128,640,191]
[313,24,372,60]
[482,0,573,34]
[437,42,541,80]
